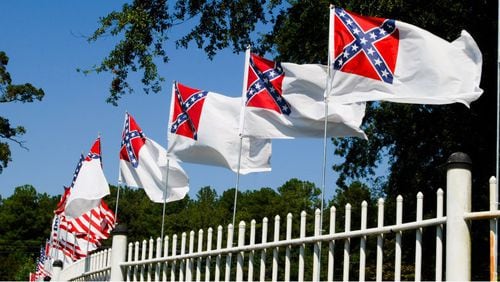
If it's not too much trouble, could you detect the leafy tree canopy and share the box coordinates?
[0,51,45,173]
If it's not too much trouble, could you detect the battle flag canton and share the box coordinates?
[69,155,84,188]
[120,113,146,168]
[333,7,399,84]
[86,137,102,162]
[170,82,208,140]
[246,53,291,115]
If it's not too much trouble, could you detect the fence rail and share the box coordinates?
[52,152,499,281]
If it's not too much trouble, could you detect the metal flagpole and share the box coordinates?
[316,6,336,280]
[160,159,171,241]
[319,3,336,237]
[495,2,499,278]
[233,46,252,228]
[115,113,129,223]
[232,138,243,228]
[114,182,121,222]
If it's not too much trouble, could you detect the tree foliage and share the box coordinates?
[0,51,45,174]
[0,185,58,280]
[84,0,284,105]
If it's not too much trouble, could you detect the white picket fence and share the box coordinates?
[54,153,500,281]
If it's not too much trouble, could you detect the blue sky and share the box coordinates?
[0,1,364,203]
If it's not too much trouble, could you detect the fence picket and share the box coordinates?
[359,201,367,282]
[260,217,268,282]
[148,238,154,282]
[237,221,246,281]
[395,196,403,282]
[298,211,306,282]
[285,213,292,282]
[248,220,256,282]
[197,229,203,282]
[224,224,234,282]
[125,242,134,282]
[205,227,213,282]
[376,198,385,282]
[155,237,162,281]
[134,241,140,282]
[187,231,195,282]
[415,192,423,282]
[215,226,223,282]
[436,189,444,282]
[170,234,177,282]
[313,209,320,282]
[140,240,147,282]
[327,207,336,282]
[179,232,186,282]
[272,215,280,282]
[343,204,351,282]
[162,236,169,282]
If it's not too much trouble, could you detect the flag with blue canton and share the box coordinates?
[170,81,207,140]
[246,53,291,115]
[69,155,84,188]
[120,113,146,168]
[333,7,398,84]
[328,7,483,106]
[168,81,272,174]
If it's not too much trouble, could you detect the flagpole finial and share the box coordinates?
[330,4,335,9]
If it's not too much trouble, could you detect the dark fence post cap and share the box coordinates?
[112,223,128,235]
[52,260,63,268]
[447,152,472,170]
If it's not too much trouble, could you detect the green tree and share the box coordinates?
[0,51,45,173]
[0,185,58,280]
[84,0,283,105]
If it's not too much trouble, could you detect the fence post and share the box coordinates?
[51,260,63,281]
[110,224,128,281]
[446,152,472,281]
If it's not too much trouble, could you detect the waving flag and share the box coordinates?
[119,112,189,203]
[328,7,482,106]
[64,137,110,218]
[168,81,272,174]
[65,200,116,243]
[241,51,366,139]
[35,246,51,280]
[54,186,70,215]
[51,214,100,262]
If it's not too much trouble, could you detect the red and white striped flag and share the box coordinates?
[66,200,116,243]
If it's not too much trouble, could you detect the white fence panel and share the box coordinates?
[55,154,500,282]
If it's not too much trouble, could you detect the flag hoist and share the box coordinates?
[119,112,189,240]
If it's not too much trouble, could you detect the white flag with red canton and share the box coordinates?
[119,112,189,203]
[64,137,110,218]
[240,50,366,139]
[167,81,272,174]
[328,7,483,106]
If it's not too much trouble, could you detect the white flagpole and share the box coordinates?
[233,46,251,228]
[320,5,336,229]
[114,182,121,222]
[115,113,129,222]
[495,1,499,277]
[160,159,171,241]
